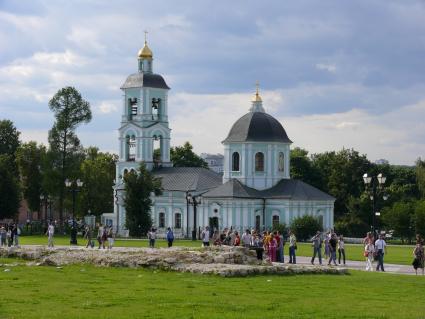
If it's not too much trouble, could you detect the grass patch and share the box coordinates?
[0,264,424,318]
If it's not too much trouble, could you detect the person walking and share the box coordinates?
[0,226,6,247]
[97,224,105,249]
[84,225,93,248]
[412,240,424,275]
[324,232,330,261]
[107,226,115,249]
[148,227,156,248]
[375,234,387,271]
[13,224,20,247]
[233,231,241,246]
[201,226,210,247]
[328,233,338,266]
[6,226,12,247]
[166,227,174,248]
[311,231,322,265]
[268,233,277,262]
[365,242,375,271]
[338,235,346,265]
[241,229,252,248]
[276,231,284,263]
[289,231,297,264]
[46,222,55,248]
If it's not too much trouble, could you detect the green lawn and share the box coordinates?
[19,235,415,265]
[0,259,424,319]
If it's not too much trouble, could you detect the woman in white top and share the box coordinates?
[365,242,375,271]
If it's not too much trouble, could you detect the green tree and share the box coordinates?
[170,142,208,168]
[48,87,92,221]
[416,158,425,199]
[16,142,46,213]
[382,202,415,243]
[0,154,21,219]
[290,215,323,241]
[312,149,371,219]
[0,119,20,157]
[414,200,425,238]
[124,163,162,236]
[290,147,322,188]
[79,147,117,217]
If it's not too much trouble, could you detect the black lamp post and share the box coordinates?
[65,178,83,245]
[186,193,201,241]
[363,173,388,239]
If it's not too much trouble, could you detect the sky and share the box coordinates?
[0,0,424,165]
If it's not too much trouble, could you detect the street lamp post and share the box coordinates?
[186,193,201,241]
[65,178,83,245]
[362,173,388,239]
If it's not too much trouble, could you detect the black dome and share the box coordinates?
[121,73,170,90]
[223,112,292,143]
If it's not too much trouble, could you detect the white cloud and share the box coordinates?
[316,63,337,73]
[96,100,119,114]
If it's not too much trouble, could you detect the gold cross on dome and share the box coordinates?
[144,30,148,43]
[255,81,260,95]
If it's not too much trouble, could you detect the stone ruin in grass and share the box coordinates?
[0,245,348,277]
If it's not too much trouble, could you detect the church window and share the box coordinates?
[128,98,138,120]
[255,152,264,172]
[278,152,285,172]
[175,213,182,229]
[232,152,240,171]
[127,135,136,161]
[272,215,280,229]
[152,98,161,120]
[159,212,165,228]
[255,215,261,231]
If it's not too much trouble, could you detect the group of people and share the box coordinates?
[0,223,21,247]
[311,231,346,266]
[91,224,115,249]
[363,232,388,272]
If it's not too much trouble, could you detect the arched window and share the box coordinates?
[255,152,264,172]
[272,215,280,229]
[255,215,261,231]
[175,213,182,229]
[232,152,240,171]
[159,212,165,228]
[127,134,136,161]
[278,152,285,172]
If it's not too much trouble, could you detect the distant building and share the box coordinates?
[200,153,224,174]
[375,159,389,165]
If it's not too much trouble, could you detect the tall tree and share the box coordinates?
[0,119,20,157]
[416,158,425,199]
[382,202,415,243]
[170,142,208,168]
[48,87,92,222]
[290,147,322,188]
[16,142,46,213]
[78,147,117,217]
[124,163,162,236]
[0,154,21,219]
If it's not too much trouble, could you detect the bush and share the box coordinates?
[290,215,322,241]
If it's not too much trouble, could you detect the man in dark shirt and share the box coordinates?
[328,233,338,266]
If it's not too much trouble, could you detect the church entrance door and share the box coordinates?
[209,217,219,233]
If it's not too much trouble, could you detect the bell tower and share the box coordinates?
[116,35,172,178]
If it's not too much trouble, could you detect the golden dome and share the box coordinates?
[138,41,153,59]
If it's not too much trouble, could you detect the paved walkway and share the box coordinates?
[286,256,418,275]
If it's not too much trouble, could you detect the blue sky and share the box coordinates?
[0,0,424,164]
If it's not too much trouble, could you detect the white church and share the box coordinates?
[109,40,335,237]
